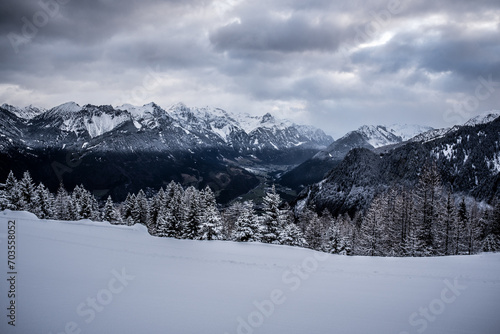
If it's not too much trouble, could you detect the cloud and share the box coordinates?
[0,0,499,137]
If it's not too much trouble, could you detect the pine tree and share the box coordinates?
[337,214,355,255]
[70,185,84,219]
[103,195,120,224]
[455,198,468,255]
[132,190,150,229]
[261,185,284,244]
[80,188,99,220]
[482,234,500,252]
[222,201,246,240]
[18,171,36,211]
[182,186,202,239]
[324,223,344,254]
[279,223,307,247]
[34,183,53,219]
[466,203,482,255]
[4,171,21,210]
[358,194,386,256]
[442,191,456,255]
[149,188,165,235]
[164,182,184,238]
[491,198,500,237]
[54,183,70,220]
[121,193,136,225]
[414,161,443,256]
[0,188,7,210]
[304,211,324,251]
[199,187,224,241]
[232,201,262,242]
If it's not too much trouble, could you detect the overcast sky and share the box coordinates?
[1,0,499,137]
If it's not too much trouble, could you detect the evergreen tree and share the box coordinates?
[4,171,21,210]
[358,194,386,256]
[442,191,456,255]
[465,203,481,255]
[54,183,70,220]
[34,183,53,219]
[79,188,99,220]
[0,188,7,210]
[336,214,355,255]
[103,195,120,224]
[164,182,185,238]
[491,198,500,237]
[199,187,224,241]
[261,185,284,244]
[182,186,202,239]
[304,210,324,251]
[132,190,150,229]
[324,223,344,254]
[455,198,468,255]
[414,161,443,256]
[149,188,165,235]
[232,201,262,242]
[482,234,500,252]
[68,196,81,220]
[18,171,37,211]
[279,223,307,247]
[121,193,136,225]
[222,201,246,240]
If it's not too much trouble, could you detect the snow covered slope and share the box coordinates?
[464,110,500,127]
[388,123,435,141]
[1,210,499,334]
[0,104,46,120]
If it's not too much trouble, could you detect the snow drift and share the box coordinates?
[1,210,499,334]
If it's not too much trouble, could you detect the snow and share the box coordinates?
[117,103,156,120]
[487,153,500,173]
[2,210,499,334]
[1,104,46,120]
[132,120,142,129]
[211,123,231,142]
[85,113,130,138]
[464,110,500,127]
[51,101,82,114]
[438,144,454,160]
[412,128,453,143]
[388,124,434,141]
[343,124,434,149]
[354,125,400,148]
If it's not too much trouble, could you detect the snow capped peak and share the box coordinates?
[261,113,275,124]
[387,124,434,141]
[1,103,46,119]
[351,125,399,148]
[117,103,157,120]
[345,124,434,148]
[1,103,17,113]
[52,101,81,114]
[1,100,332,150]
[464,110,500,127]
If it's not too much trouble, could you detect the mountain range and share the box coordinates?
[295,111,500,216]
[278,124,433,190]
[0,102,333,202]
[2,100,498,210]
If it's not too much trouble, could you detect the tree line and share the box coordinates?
[1,166,499,256]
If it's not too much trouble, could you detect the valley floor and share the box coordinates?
[1,210,499,334]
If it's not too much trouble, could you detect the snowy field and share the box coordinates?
[1,210,500,334]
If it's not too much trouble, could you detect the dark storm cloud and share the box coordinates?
[1,0,499,136]
[210,13,346,53]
